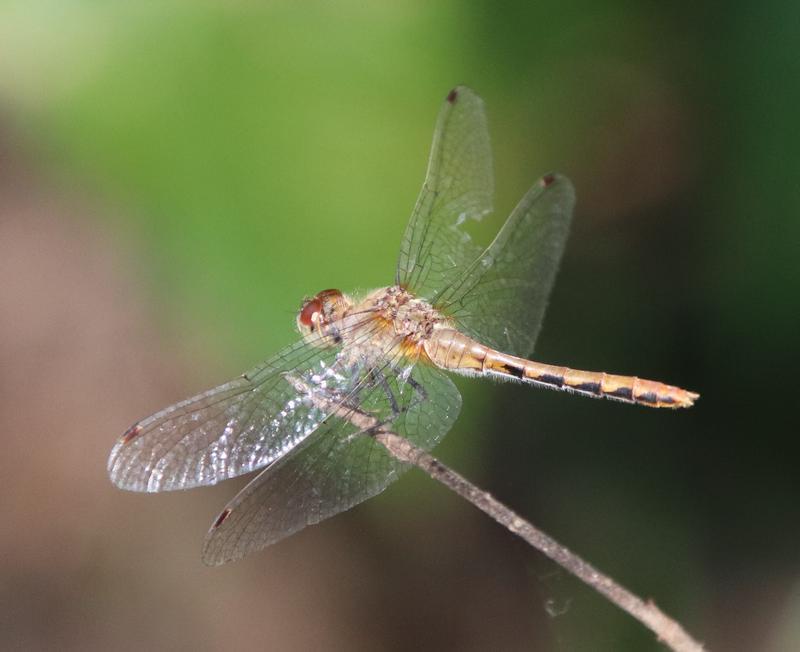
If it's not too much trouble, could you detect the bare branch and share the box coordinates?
[285,372,705,651]
[373,430,706,652]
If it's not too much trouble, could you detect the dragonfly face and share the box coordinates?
[109,86,697,565]
[297,288,352,347]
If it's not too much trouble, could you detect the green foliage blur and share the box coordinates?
[1,2,798,651]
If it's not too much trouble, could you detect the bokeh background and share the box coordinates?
[1,2,798,651]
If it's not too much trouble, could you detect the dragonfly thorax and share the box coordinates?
[367,286,443,343]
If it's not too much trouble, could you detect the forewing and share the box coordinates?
[436,174,575,358]
[108,320,382,492]
[396,86,493,300]
[202,363,461,565]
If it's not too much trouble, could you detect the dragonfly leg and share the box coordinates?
[338,366,429,445]
[370,364,429,418]
[404,372,428,402]
[368,367,402,415]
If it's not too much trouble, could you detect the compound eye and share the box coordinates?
[299,298,322,329]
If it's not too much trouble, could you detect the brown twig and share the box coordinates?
[373,431,706,652]
[284,374,704,651]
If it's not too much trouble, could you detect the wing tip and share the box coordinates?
[202,508,239,566]
[120,423,143,445]
[201,538,234,567]
[445,85,480,106]
[540,173,557,188]
[537,172,577,209]
[201,547,227,567]
[538,172,572,189]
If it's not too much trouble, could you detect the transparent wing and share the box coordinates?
[435,174,575,358]
[201,363,461,565]
[108,319,383,493]
[396,86,494,300]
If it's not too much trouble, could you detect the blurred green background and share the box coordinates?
[1,2,798,651]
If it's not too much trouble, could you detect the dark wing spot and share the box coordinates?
[120,424,142,444]
[213,508,232,529]
[446,88,459,103]
[540,174,556,188]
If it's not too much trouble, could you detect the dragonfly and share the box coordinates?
[108,86,698,565]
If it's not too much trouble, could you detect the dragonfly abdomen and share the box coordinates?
[516,364,698,408]
[425,328,698,408]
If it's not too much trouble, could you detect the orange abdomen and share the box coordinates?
[424,328,698,409]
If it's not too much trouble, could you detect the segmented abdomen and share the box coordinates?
[424,328,698,409]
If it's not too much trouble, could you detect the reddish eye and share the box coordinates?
[299,299,321,328]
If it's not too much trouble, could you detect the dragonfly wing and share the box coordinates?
[108,320,382,492]
[396,86,493,300]
[435,173,575,358]
[202,363,461,565]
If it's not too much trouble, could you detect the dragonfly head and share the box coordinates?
[297,288,351,346]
